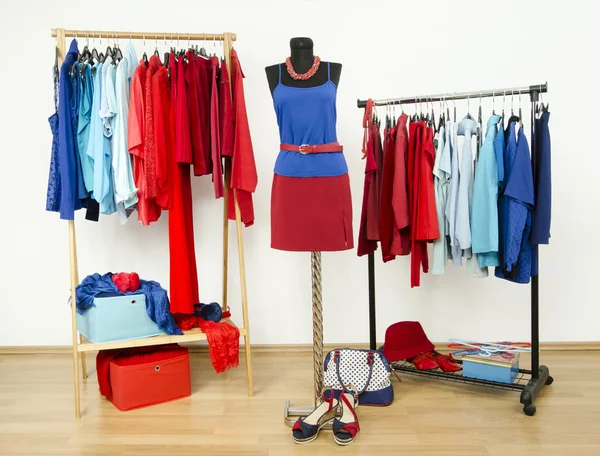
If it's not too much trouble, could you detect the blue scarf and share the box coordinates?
[75,272,182,335]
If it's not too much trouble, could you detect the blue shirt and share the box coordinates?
[57,39,84,220]
[495,123,534,284]
[472,114,501,267]
[77,63,94,193]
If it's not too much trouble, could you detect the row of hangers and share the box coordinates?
[69,31,224,78]
[374,90,550,135]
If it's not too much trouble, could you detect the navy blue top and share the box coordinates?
[271,63,348,177]
[57,39,85,220]
[531,111,551,244]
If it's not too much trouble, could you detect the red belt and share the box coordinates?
[280,142,344,154]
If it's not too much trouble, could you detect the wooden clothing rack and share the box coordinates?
[51,28,253,419]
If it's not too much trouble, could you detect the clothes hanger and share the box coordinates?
[453,96,457,122]
[153,36,160,57]
[98,33,106,63]
[91,32,100,63]
[163,33,170,68]
[506,90,521,125]
[142,34,148,64]
[478,92,482,125]
[114,34,123,62]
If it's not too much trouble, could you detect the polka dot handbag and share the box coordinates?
[323,349,394,406]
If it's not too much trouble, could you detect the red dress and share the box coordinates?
[210,56,224,198]
[168,52,199,315]
[196,57,212,176]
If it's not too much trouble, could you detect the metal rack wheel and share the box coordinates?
[523,404,536,416]
[545,376,554,385]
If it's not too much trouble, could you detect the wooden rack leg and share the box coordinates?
[222,163,231,311]
[233,189,253,397]
[68,220,81,419]
[79,335,87,379]
[223,32,253,397]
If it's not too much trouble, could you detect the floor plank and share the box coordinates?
[0,351,598,455]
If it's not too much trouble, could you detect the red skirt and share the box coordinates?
[271,174,354,252]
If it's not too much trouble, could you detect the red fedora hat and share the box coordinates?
[382,321,434,362]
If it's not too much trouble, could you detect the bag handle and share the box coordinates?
[334,350,375,395]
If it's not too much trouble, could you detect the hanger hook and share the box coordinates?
[143,33,145,48]
[164,32,167,46]
[188,32,191,47]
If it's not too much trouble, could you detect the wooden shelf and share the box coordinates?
[77,319,246,353]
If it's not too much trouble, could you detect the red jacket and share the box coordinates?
[227,50,257,227]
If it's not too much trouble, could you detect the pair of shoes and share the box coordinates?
[410,351,462,372]
[292,388,360,445]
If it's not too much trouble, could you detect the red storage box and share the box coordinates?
[108,345,191,411]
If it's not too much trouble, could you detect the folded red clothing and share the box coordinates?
[174,313,238,373]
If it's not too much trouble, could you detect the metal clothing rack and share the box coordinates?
[51,28,253,419]
[356,83,553,416]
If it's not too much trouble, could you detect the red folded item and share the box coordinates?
[111,272,141,293]
[174,313,239,373]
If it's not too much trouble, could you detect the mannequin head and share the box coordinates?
[290,37,314,49]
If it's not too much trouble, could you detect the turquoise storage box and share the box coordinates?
[462,352,520,384]
[76,293,165,344]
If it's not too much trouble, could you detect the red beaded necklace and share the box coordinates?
[285,56,321,80]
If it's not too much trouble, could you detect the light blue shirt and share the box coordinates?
[432,125,450,274]
[472,114,502,267]
[456,115,477,255]
[113,42,138,213]
[86,62,103,200]
[445,120,462,266]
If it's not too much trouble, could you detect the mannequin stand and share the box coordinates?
[284,251,329,426]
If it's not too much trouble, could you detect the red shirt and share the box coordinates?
[185,51,206,174]
[152,65,172,210]
[175,55,192,164]
[219,60,234,158]
[227,50,257,227]
[128,60,161,226]
[391,114,411,256]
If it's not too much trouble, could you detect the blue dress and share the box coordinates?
[57,39,85,220]
[46,50,61,213]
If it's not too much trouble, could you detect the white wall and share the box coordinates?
[0,0,598,346]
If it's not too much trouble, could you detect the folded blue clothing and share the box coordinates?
[75,272,182,336]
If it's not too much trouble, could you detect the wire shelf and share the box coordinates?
[391,359,531,392]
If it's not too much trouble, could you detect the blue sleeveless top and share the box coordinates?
[272,62,348,177]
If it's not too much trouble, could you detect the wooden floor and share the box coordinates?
[1,351,599,456]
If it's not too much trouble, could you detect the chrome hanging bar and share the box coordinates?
[50,28,236,42]
[356,83,547,108]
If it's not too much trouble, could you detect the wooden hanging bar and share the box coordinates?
[51,28,236,41]
[51,27,252,419]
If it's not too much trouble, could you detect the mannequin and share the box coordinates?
[266,38,351,412]
[265,37,342,93]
